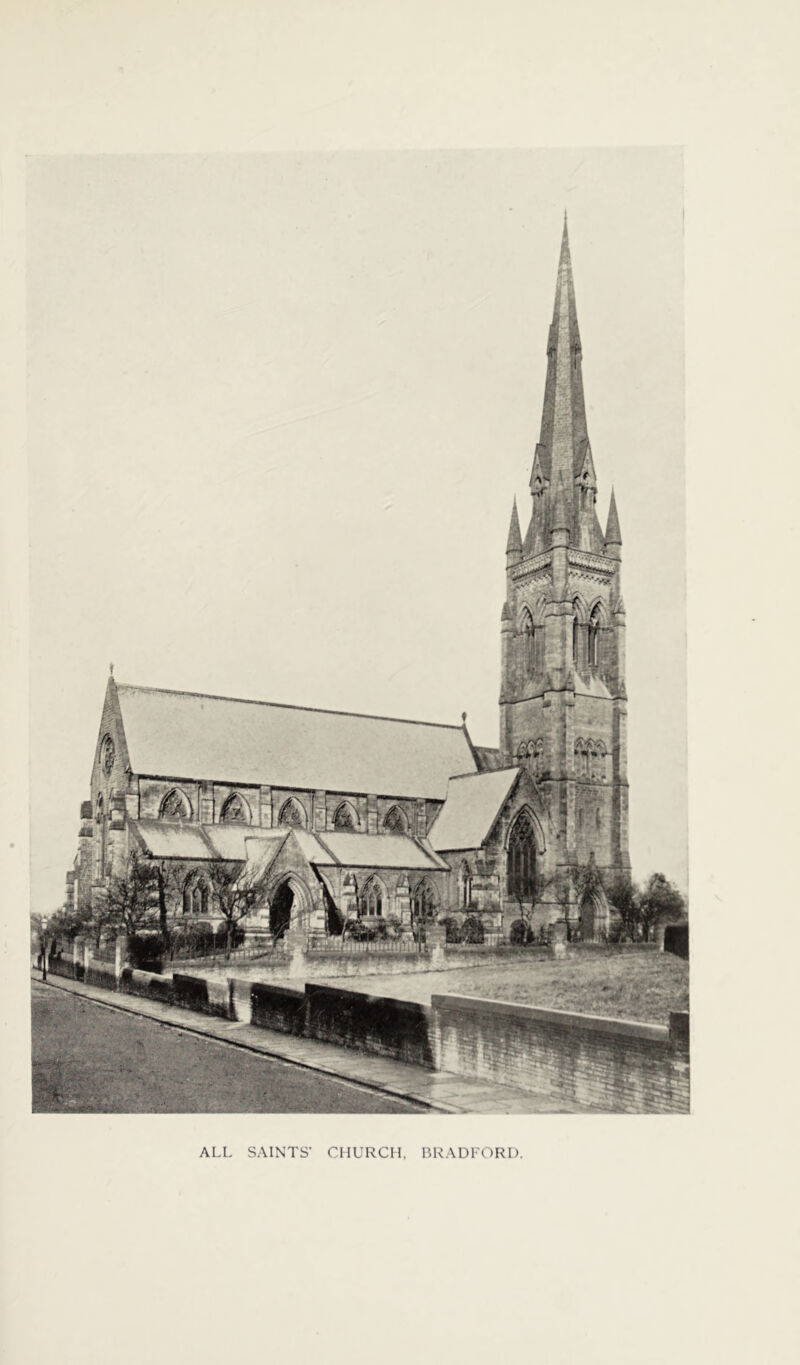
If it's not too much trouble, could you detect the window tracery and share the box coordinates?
[362,877,385,918]
[383,805,408,834]
[278,798,306,829]
[220,793,249,824]
[412,878,438,922]
[507,810,537,900]
[160,788,191,821]
[333,801,358,830]
[183,871,211,917]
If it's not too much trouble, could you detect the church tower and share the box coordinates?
[500,218,630,886]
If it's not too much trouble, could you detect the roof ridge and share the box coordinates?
[116,681,466,733]
[448,766,520,782]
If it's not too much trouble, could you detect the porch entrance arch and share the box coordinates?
[267,874,314,938]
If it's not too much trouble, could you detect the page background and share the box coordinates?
[1,4,795,1362]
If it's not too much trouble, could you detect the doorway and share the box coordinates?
[270,881,294,938]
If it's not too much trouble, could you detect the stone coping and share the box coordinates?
[305,981,433,1014]
[430,993,671,1043]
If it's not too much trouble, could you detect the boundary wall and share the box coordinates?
[36,945,689,1113]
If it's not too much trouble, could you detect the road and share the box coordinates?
[30,982,420,1114]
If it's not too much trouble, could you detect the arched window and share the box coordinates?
[412,878,438,922]
[333,801,358,831]
[459,862,473,908]
[507,810,537,901]
[521,610,534,674]
[95,795,105,880]
[588,605,602,669]
[383,805,408,834]
[220,792,249,824]
[572,605,580,666]
[183,872,211,917]
[362,877,385,918]
[533,738,544,780]
[278,798,307,829]
[588,741,598,781]
[597,742,607,782]
[160,788,191,821]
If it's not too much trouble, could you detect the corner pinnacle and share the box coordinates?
[605,487,622,545]
[506,497,523,554]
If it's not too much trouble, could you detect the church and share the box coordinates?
[64,219,630,943]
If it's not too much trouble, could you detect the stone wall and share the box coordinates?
[41,958,689,1113]
[433,995,689,1114]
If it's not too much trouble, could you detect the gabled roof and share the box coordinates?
[428,767,521,852]
[131,818,448,877]
[114,681,477,800]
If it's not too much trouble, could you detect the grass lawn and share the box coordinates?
[316,951,689,1025]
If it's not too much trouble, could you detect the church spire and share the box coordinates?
[530,216,590,537]
[506,497,522,555]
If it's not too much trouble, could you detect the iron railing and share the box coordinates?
[306,934,427,956]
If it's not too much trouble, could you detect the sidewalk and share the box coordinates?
[32,971,598,1114]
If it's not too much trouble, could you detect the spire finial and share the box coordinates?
[461,711,468,725]
[109,661,114,678]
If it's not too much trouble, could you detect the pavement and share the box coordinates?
[32,971,594,1114]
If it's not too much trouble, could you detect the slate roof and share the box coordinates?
[428,767,521,852]
[130,819,217,861]
[474,745,505,773]
[131,818,447,875]
[115,682,477,800]
[312,831,448,871]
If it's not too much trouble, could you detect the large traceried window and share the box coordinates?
[507,810,537,901]
[412,878,438,922]
[361,877,385,918]
[183,872,211,917]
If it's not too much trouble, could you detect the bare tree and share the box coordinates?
[104,850,160,937]
[206,860,259,957]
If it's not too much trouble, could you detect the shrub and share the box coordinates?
[441,916,462,944]
[347,919,375,942]
[509,919,532,945]
[460,914,485,945]
[128,933,165,971]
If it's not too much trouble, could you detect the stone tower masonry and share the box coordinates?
[500,217,631,886]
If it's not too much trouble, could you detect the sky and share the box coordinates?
[27,149,685,910]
